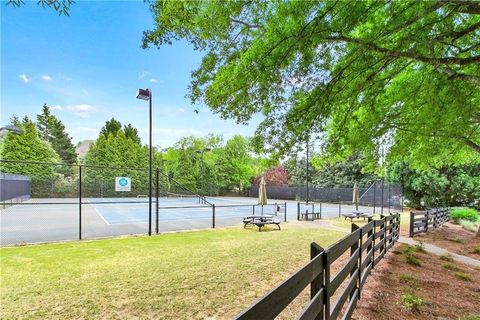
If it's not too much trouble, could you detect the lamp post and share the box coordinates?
[195,148,211,195]
[306,136,309,204]
[136,88,153,236]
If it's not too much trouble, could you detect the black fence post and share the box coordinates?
[351,224,360,299]
[284,202,287,222]
[338,201,341,217]
[212,204,216,229]
[78,165,82,241]
[310,242,324,309]
[156,167,159,234]
[373,181,376,215]
[319,202,322,219]
[297,202,300,220]
[409,211,414,237]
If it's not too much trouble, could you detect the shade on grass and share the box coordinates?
[1,226,344,319]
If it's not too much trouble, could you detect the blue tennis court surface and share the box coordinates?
[87,196,282,225]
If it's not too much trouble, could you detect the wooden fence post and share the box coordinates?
[409,212,414,237]
[352,224,361,298]
[310,243,325,320]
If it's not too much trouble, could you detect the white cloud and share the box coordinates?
[138,71,151,79]
[18,74,30,83]
[150,78,158,83]
[50,105,64,111]
[42,75,52,81]
[177,107,186,113]
[66,104,98,118]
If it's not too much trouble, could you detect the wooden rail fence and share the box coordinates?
[409,208,449,237]
[235,213,401,320]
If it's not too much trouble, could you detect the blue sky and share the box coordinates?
[1,1,259,147]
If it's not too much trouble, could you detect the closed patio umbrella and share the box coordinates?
[258,176,268,215]
[353,182,360,211]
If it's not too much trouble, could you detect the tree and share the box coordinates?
[216,135,256,191]
[37,104,77,165]
[388,161,480,209]
[6,0,74,16]
[252,165,289,186]
[123,124,141,145]
[1,117,61,176]
[99,118,122,139]
[143,1,480,168]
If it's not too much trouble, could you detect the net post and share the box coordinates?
[155,167,159,234]
[297,202,300,220]
[78,165,82,241]
[319,202,322,219]
[284,202,287,222]
[212,204,216,229]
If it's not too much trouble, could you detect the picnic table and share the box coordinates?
[243,214,281,231]
[342,210,373,222]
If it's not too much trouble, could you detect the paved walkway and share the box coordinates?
[399,237,480,268]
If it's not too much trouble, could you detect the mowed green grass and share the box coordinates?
[1,226,344,319]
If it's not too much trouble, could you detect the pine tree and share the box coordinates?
[36,104,77,165]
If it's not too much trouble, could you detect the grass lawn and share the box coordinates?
[1,226,344,319]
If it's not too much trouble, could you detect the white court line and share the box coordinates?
[84,199,111,226]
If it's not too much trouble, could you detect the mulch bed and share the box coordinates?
[414,222,480,260]
[352,244,480,320]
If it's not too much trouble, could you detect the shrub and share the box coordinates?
[399,274,419,287]
[413,242,426,253]
[448,237,464,244]
[442,263,460,272]
[402,246,422,266]
[459,219,479,232]
[459,315,480,320]
[439,254,454,262]
[401,294,426,312]
[450,208,479,223]
[454,272,472,281]
[471,247,480,255]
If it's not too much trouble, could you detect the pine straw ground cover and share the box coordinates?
[0,225,344,319]
[352,244,480,320]
[414,221,480,260]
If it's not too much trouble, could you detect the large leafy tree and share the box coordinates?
[37,104,77,165]
[1,117,60,174]
[388,161,480,209]
[143,0,480,167]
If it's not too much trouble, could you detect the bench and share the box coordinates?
[243,215,281,231]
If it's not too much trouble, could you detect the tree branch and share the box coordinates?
[436,0,480,14]
[320,35,480,66]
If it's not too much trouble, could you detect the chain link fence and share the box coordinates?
[1,160,289,246]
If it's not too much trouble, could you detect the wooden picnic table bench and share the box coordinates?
[243,215,281,231]
[342,211,373,222]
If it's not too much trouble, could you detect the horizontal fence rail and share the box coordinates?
[235,213,401,320]
[409,208,449,237]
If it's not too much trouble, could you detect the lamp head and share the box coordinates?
[136,88,150,100]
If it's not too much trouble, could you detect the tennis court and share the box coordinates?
[0,195,378,246]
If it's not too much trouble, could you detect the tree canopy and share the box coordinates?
[37,104,77,165]
[143,0,480,168]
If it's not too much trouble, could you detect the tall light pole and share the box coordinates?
[136,88,153,236]
[306,136,309,204]
[195,148,211,195]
